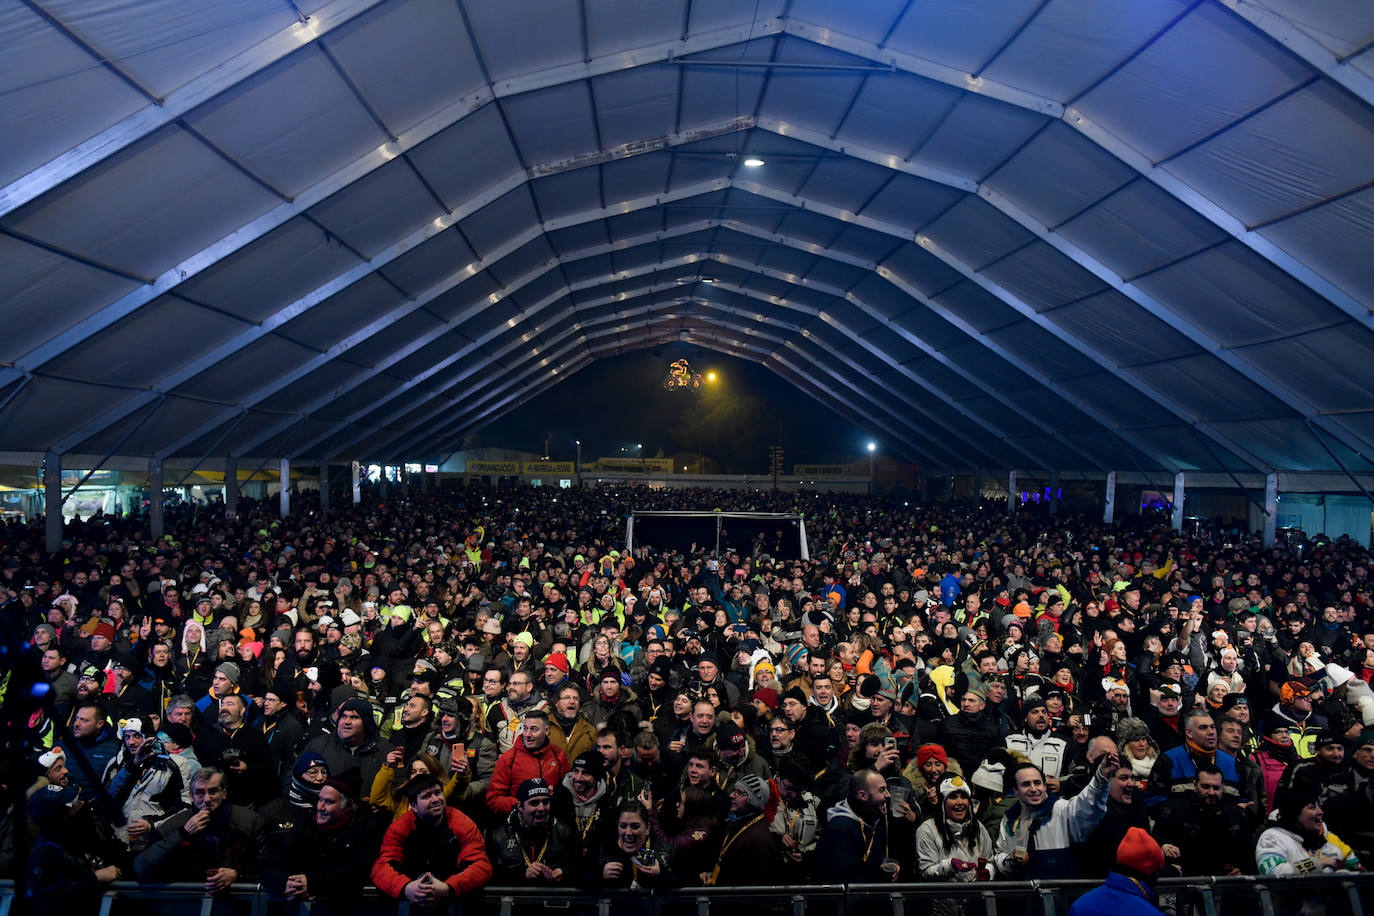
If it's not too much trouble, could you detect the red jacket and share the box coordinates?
[486,738,569,815]
[370,806,492,898]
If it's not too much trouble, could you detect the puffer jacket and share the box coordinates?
[993,767,1109,879]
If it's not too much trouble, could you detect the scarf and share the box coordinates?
[286,774,322,810]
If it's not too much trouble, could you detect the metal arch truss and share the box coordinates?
[386,316,934,467]
[304,273,963,468]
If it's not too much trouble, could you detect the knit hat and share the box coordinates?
[1101,677,1129,696]
[544,652,569,674]
[937,774,971,799]
[118,717,149,739]
[158,722,194,749]
[785,643,808,670]
[916,744,948,770]
[294,751,329,778]
[91,621,116,642]
[1281,679,1316,706]
[517,777,554,803]
[716,721,747,751]
[1314,729,1346,750]
[781,685,808,707]
[734,773,770,811]
[570,752,605,779]
[1116,827,1165,877]
[324,769,362,802]
[340,609,362,627]
[215,662,240,686]
[751,687,778,709]
[511,631,535,649]
[1115,717,1151,746]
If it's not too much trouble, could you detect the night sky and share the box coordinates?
[469,346,877,473]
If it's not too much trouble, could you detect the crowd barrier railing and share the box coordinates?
[1,874,1371,916]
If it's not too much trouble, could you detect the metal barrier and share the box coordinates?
[2,876,1371,916]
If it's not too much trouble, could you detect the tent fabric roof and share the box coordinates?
[2,0,1373,474]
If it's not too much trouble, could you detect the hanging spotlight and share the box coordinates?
[743,157,765,167]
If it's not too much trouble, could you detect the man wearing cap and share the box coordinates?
[585,665,646,732]
[704,773,778,886]
[552,751,615,872]
[1277,729,1349,802]
[1006,696,1069,789]
[1321,733,1374,867]
[713,720,771,787]
[100,716,185,851]
[262,772,378,915]
[300,696,395,803]
[1141,680,1185,752]
[538,651,575,704]
[26,776,125,912]
[693,651,740,707]
[486,777,575,885]
[1269,678,1326,758]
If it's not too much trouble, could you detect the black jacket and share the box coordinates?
[261,807,380,909]
[486,811,579,884]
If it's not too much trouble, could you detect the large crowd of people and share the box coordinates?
[4,482,1373,914]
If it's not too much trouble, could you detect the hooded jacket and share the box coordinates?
[993,766,1110,879]
[299,699,395,802]
[815,798,888,883]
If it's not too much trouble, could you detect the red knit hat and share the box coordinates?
[544,653,569,674]
[916,744,948,770]
[1116,827,1165,876]
[91,621,117,642]
[751,687,778,709]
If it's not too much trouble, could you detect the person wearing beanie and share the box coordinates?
[261,762,377,915]
[916,774,995,882]
[552,750,614,867]
[193,660,247,725]
[300,695,396,804]
[486,777,576,885]
[1256,786,1361,876]
[705,773,778,886]
[538,651,573,703]
[904,743,963,819]
[1115,717,1159,781]
[1005,696,1069,785]
[1066,827,1167,916]
[1276,728,1349,804]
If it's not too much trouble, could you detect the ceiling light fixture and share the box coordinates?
[743,157,765,167]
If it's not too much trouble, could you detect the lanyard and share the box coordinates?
[707,815,764,885]
[519,830,549,866]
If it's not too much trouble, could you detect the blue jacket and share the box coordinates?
[1145,744,1241,808]
[1068,872,1165,916]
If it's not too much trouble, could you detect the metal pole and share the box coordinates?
[1050,470,1060,516]
[1263,472,1278,547]
[149,457,164,539]
[944,471,952,501]
[1007,470,1017,515]
[279,458,290,517]
[1103,471,1116,524]
[43,451,61,554]
[319,460,330,514]
[351,461,361,504]
[224,456,238,518]
[973,468,982,505]
[1172,471,1186,531]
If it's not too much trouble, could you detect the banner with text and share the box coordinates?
[467,461,522,474]
[596,457,675,472]
[793,464,851,476]
[522,461,575,474]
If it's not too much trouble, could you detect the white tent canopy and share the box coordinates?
[3,0,1373,475]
